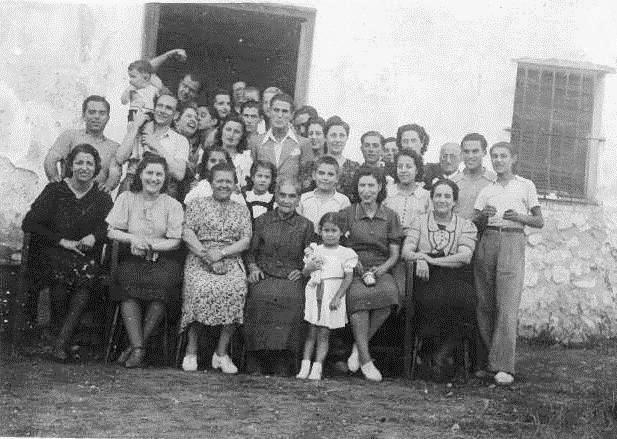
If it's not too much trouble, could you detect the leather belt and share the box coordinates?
[486,226,524,233]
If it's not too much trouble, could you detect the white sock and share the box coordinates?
[296,359,312,379]
[308,362,322,380]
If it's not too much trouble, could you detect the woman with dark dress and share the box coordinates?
[339,167,403,382]
[106,155,184,368]
[244,179,314,375]
[402,179,477,380]
[22,143,113,361]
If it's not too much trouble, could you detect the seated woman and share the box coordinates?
[402,179,477,380]
[339,167,403,382]
[106,154,184,368]
[22,143,113,361]
[244,179,314,375]
[184,146,244,205]
[179,163,252,374]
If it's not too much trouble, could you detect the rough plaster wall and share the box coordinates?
[520,201,617,343]
[0,2,142,262]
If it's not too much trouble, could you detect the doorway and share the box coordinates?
[142,3,316,104]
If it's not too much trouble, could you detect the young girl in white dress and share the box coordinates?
[297,212,358,380]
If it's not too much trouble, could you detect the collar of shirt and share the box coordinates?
[355,203,388,221]
[427,210,457,232]
[262,126,299,145]
[452,167,496,182]
[489,174,524,187]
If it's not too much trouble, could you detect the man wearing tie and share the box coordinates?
[251,93,312,183]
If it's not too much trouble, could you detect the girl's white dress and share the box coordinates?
[304,244,358,329]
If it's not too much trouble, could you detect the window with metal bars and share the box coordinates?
[510,63,595,199]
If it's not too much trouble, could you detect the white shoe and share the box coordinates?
[182,354,197,371]
[360,361,382,382]
[308,362,322,381]
[494,371,514,386]
[296,360,312,379]
[212,353,238,374]
[347,344,360,372]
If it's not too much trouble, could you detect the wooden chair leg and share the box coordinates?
[104,303,121,364]
[162,312,169,367]
[175,330,187,369]
[411,336,422,380]
[462,338,470,383]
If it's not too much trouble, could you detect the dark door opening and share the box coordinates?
[144,3,315,104]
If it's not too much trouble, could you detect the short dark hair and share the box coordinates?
[82,95,110,115]
[307,116,326,131]
[352,166,387,204]
[384,137,396,144]
[198,146,233,181]
[207,162,238,185]
[314,155,340,172]
[130,154,169,194]
[270,93,295,112]
[246,160,277,193]
[393,149,424,183]
[318,211,346,233]
[396,123,429,155]
[461,133,488,151]
[128,59,154,75]
[324,115,350,137]
[294,105,318,120]
[490,141,517,156]
[212,88,231,104]
[240,99,263,117]
[430,179,459,203]
[360,130,385,146]
[214,114,249,153]
[65,143,101,179]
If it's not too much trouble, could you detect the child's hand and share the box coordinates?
[329,296,342,310]
[304,258,323,272]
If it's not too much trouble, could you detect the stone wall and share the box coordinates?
[520,200,617,343]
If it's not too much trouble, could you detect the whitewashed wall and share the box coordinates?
[1,0,617,342]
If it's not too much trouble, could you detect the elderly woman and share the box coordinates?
[339,167,403,382]
[244,179,314,375]
[106,155,184,368]
[215,114,252,190]
[22,143,113,361]
[184,146,245,206]
[179,163,252,373]
[324,116,360,201]
[402,179,477,381]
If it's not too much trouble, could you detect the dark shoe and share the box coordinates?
[116,346,133,365]
[125,347,145,368]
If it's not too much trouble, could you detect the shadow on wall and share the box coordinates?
[0,155,41,262]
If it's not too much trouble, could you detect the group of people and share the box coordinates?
[23,50,544,386]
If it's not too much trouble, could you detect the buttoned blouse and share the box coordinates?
[247,209,314,278]
[338,203,403,268]
[383,183,431,233]
[106,191,184,239]
[403,212,477,257]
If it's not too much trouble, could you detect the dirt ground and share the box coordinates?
[1,341,617,439]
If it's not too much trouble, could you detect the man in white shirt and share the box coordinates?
[450,133,496,220]
[251,93,312,183]
[112,93,189,199]
[473,141,543,386]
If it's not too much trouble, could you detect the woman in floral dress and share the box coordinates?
[179,163,252,374]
